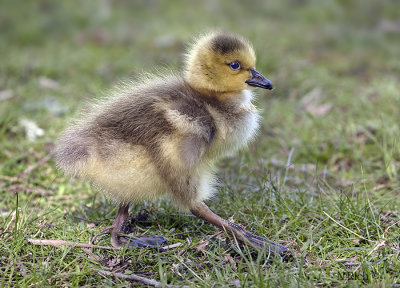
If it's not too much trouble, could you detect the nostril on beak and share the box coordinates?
[247,69,273,89]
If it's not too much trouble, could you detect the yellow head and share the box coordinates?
[184,31,272,95]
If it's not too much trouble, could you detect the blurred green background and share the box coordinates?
[1,0,400,286]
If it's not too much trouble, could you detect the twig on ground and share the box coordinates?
[28,238,117,250]
[93,268,188,288]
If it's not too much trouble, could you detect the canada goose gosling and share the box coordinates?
[56,31,288,256]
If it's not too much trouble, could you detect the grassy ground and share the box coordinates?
[1,0,400,287]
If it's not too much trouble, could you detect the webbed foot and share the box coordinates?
[109,203,167,249]
[191,202,291,258]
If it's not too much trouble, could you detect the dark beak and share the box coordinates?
[245,69,273,90]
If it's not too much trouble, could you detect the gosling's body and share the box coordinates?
[56,31,288,255]
[57,75,259,208]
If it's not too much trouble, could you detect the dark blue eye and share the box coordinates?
[229,61,240,70]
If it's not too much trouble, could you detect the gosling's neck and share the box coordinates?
[184,76,245,102]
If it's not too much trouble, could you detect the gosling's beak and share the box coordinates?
[245,69,273,90]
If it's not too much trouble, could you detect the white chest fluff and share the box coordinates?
[206,90,260,160]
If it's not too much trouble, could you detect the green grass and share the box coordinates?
[1,0,400,287]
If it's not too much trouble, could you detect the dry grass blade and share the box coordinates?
[162,242,182,250]
[323,211,372,242]
[384,219,400,233]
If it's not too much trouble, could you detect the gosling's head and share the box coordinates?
[184,31,272,94]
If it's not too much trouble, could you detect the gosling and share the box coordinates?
[56,31,288,256]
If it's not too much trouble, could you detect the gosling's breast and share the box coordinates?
[206,90,260,159]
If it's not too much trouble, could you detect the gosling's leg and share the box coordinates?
[110,203,130,248]
[110,203,167,249]
[190,202,290,257]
